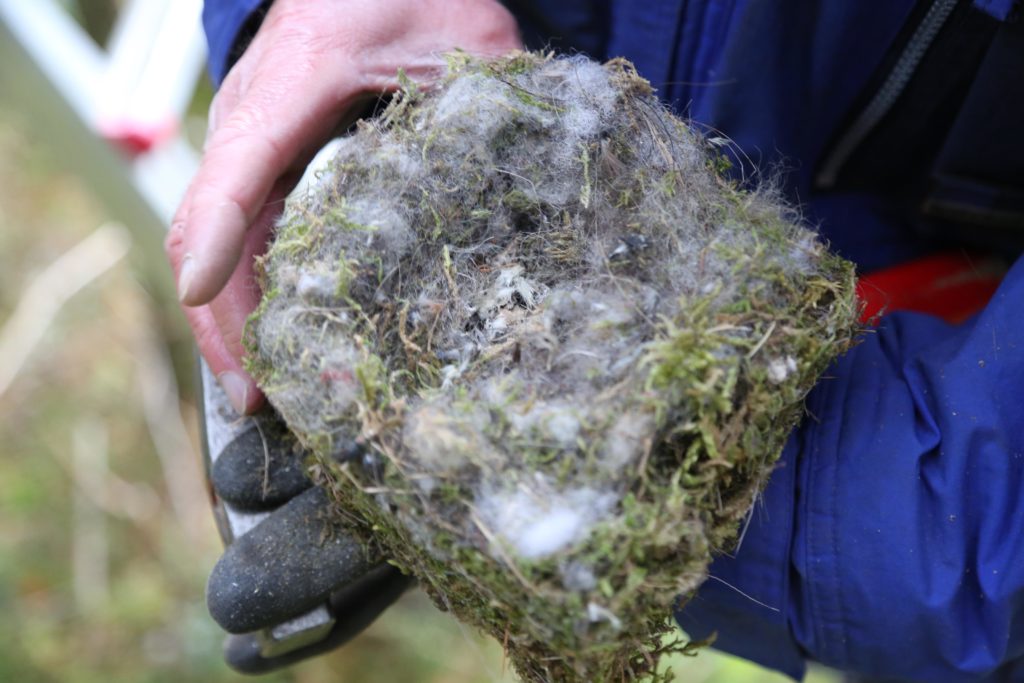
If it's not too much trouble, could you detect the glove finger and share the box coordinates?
[327,562,414,622]
[207,487,378,634]
[210,411,312,511]
[222,565,413,674]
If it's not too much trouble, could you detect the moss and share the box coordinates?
[246,52,860,682]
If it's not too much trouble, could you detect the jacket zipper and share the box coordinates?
[815,0,959,188]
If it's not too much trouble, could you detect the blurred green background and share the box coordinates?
[0,2,843,682]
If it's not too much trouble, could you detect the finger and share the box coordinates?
[207,175,296,361]
[204,179,295,415]
[178,65,364,307]
[165,181,193,274]
[185,303,264,416]
[222,565,412,674]
[207,487,378,634]
[168,190,263,415]
[209,414,312,511]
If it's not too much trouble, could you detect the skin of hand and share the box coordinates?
[165,0,523,415]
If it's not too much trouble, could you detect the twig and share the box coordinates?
[745,320,776,359]
[71,418,111,612]
[123,281,209,547]
[253,418,272,499]
[0,222,131,398]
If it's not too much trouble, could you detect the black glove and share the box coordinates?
[202,398,412,674]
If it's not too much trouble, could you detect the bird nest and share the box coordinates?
[246,52,859,682]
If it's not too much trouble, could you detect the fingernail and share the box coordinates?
[178,254,196,302]
[218,371,249,416]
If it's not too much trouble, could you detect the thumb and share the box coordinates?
[177,66,363,306]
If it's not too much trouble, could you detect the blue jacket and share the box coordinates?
[202,2,1024,679]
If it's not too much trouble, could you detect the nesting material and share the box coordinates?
[247,53,859,682]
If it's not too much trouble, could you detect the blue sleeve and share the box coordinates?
[678,253,1024,681]
[202,0,268,86]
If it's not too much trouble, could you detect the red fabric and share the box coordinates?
[857,252,1005,325]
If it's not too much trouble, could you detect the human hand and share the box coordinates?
[201,371,412,673]
[165,0,523,414]
[209,482,412,674]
